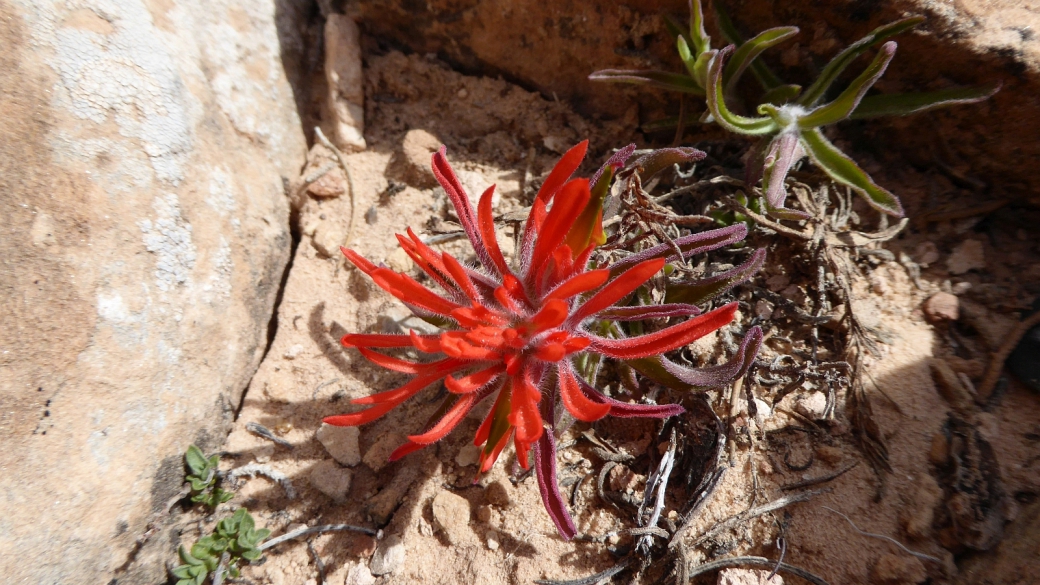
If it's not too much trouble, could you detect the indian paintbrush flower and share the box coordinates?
[326,141,763,539]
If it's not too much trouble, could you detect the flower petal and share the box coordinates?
[527,179,591,283]
[529,298,569,333]
[323,401,398,426]
[477,184,512,277]
[570,258,665,324]
[351,358,465,405]
[445,364,505,394]
[368,267,461,316]
[342,333,438,349]
[408,387,493,445]
[559,368,610,422]
[521,140,588,254]
[587,302,738,359]
[545,269,609,302]
[597,303,702,321]
[356,347,426,374]
[432,146,498,271]
[570,369,685,418]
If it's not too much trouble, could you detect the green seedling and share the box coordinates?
[171,508,270,585]
[184,444,233,509]
[590,0,999,219]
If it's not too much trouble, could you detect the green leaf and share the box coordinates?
[626,356,693,391]
[689,0,712,54]
[185,445,208,476]
[850,82,1001,119]
[723,27,799,94]
[761,84,803,105]
[798,17,923,107]
[588,69,705,95]
[218,489,234,504]
[255,528,271,542]
[179,546,204,567]
[238,510,255,533]
[171,565,194,579]
[705,47,779,136]
[242,548,263,562]
[714,1,785,90]
[665,249,767,306]
[797,42,896,128]
[799,128,904,216]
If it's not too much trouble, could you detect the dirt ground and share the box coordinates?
[172,39,1040,585]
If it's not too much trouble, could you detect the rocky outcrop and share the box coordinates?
[0,1,305,583]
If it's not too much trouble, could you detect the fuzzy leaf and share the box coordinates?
[724,26,799,94]
[634,147,706,181]
[608,224,748,278]
[661,326,763,388]
[241,549,263,562]
[588,69,706,95]
[761,83,803,105]
[850,82,1001,119]
[706,47,779,136]
[665,249,766,305]
[626,356,693,390]
[797,42,896,128]
[713,1,785,90]
[184,445,209,476]
[533,420,576,540]
[760,132,805,208]
[799,128,904,216]
[798,17,923,107]
[179,545,204,567]
[688,0,712,54]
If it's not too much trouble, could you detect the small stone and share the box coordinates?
[923,292,959,322]
[385,129,441,188]
[870,553,927,584]
[794,391,828,420]
[312,224,346,258]
[306,167,346,198]
[754,299,774,320]
[912,241,940,267]
[947,239,985,275]
[309,459,352,503]
[369,535,406,576]
[901,473,942,538]
[542,135,570,154]
[485,530,500,551]
[476,504,493,523]
[454,444,481,468]
[283,344,304,360]
[363,432,406,471]
[815,445,843,464]
[457,87,469,99]
[316,423,361,466]
[431,490,474,546]
[344,563,376,585]
[717,568,783,584]
[765,274,790,292]
[485,479,513,509]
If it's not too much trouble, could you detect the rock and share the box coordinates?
[476,504,494,523]
[870,553,927,584]
[366,466,420,526]
[316,423,362,466]
[754,299,774,320]
[364,432,406,472]
[816,445,844,465]
[947,239,986,275]
[369,534,406,576]
[455,444,481,467]
[312,223,348,258]
[1008,298,1040,392]
[431,490,475,546]
[901,473,943,538]
[345,563,376,585]
[0,1,304,582]
[307,167,347,199]
[912,242,941,267]
[386,129,442,189]
[485,479,513,509]
[923,292,959,322]
[717,568,783,584]
[309,460,353,503]
[486,530,500,550]
[794,391,828,420]
[324,15,366,152]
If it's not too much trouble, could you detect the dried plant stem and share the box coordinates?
[822,506,943,564]
[780,461,858,491]
[259,523,381,551]
[687,489,827,549]
[533,559,630,585]
[684,555,830,585]
[314,127,356,246]
[976,311,1040,402]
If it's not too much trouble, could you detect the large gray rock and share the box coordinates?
[0,1,305,583]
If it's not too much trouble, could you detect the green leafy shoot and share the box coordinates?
[589,2,999,219]
[171,508,270,585]
[184,444,234,509]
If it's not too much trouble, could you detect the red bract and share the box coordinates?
[326,141,761,539]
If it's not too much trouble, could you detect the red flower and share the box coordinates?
[326,141,762,539]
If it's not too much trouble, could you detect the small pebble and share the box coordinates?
[485,479,513,509]
[923,292,959,322]
[947,239,985,275]
[316,423,361,466]
[369,535,406,576]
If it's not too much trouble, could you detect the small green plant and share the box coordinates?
[590,0,999,219]
[184,444,233,508]
[171,508,270,585]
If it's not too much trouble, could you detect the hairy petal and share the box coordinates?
[608,224,748,276]
[587,303,738,359]
[432,146,497,271]
[662,326,764,387]
[570,258,665,324]
[597,303,702,321]
[573,372,685,418]
[559,368,610,421]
